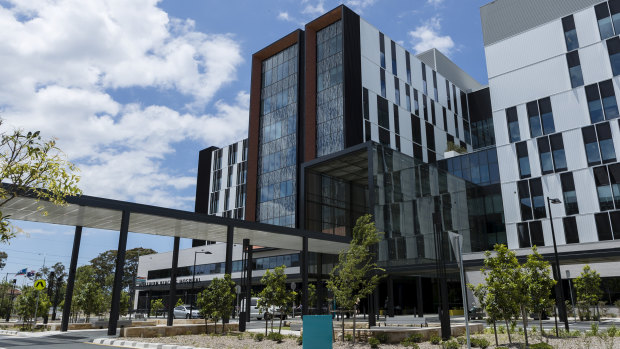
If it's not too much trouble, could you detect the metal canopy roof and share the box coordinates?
[2,192,350,254]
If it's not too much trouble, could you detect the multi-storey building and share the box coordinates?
[136,0,620,316]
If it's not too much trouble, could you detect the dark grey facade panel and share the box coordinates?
[343,6,363,148]
[480,0,602,46]
[194,146,218,214]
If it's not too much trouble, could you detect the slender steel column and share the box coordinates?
[225,225,234,275]
[416,276,424,317]
[245,239,253,322]
[301,237,309,315]
[387,276,394,317]
[547,197,569,331]
[61,226,82,332]
[167,236,180,326]
[108,210,130,336]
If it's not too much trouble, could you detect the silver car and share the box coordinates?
[173,304,201,319]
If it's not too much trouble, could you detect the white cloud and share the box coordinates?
[345,0,377,12]
[408,16,455,55]
[427,0,444,6]
[278,11,291,21]
[0,0,247,208]
[302,0,326,16]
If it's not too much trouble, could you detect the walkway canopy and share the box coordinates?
[2,193,350,254]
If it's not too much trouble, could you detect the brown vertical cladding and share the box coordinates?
[245,30,302,222]
[304,6,343,162]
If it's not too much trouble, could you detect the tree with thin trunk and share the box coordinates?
[197,274,236,334]
[574,265,602,320]
[523,246,555,343]
[326,214,385,344]
[257,265,294,335]
[469,283,500,347]
[478,244,521,344]
[0,120,81,243]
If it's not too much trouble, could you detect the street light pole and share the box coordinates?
[547,197,569,332]
[189,250,212,317]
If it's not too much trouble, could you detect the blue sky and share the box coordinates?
[0,0,490,282]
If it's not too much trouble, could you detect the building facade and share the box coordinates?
[136,0,620,315]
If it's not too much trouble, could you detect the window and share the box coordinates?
[237,162,247,185]
[609,162,620,208]
[214,149,222,170]
[431,101,436,125]
[612,210,620,239]
[235,185,246,208]
[405,51,412,85]
[600,79,620,119]
[242,139,248,161]
[594,165,615,210]
[224,188,230,211]
[228,143,238,165]
[530,178,546,219]
[413,89,419,115]
[227,166,233,187]
[446,80,451,110]
[597,122,616,163]
[561,172,579,215]
[461,91,469,121]
[563,216,580,244]
[611,0,620,33]
[426,122,435,151]
[394,105,401,151]
[212,170,222,191]
[518,180,533,221]
[506,106,520,143]
[538,97,555,135]
[562,15,579,51]
[607,37,620,76]
[394,77,400,105]
[517,221,544,248]
[209,192,219,214]
[597,2,616,40]
[432,71,438,101]
[566,51,584,88]
[586,83,605,123]
[595,212,614,240]
[527,101,542,138]
[454,114,460,138]
[516,141,531,178]
[405,85,411,111]
[422,96,428,121]
[422,63,427,95]
[550,133,567,172]
[379,32,385,69]
[442,107,447,131]
[363,88,369,120]
[537,137,554,174]
[391,40,397,75]
[377,96,389,129]
[453,85,459,115]
[380,68,386,98]
[583,126,602,165]
[411,114,421,144]
[464,121,471,144]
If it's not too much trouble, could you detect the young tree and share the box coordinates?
[479,244,521,344]
[0,121,82,243]
[74,265,105,321]
[326,214,385,343]
[119,291,131,316]
[197,274,236,334]
[574,265,602,320]
[14,286,51,328]
[523,247,556,342]
[469,283,501,346]
[150,298,164,318]
[257,265,295,335]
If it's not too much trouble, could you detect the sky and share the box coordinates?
[0,0,490,283]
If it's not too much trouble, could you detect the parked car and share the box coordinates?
[240,297,286,320]
[173,304,202,319]
[468,306,484,320]
[531,312,549,320]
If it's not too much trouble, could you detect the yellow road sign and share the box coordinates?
[34,279,46,290]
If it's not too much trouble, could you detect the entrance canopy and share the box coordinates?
[2,192,350,254]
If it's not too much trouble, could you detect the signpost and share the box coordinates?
[33,279,46,328]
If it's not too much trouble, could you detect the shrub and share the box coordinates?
[587,322,599,337]
[430,335,441,345]
[345,333,353,341]
[496,347,509,349]
[456,336,466,345]
[471,337,490,348]
[368,337,380,348]
[401,333,424,346]
[498,325,506,334]
[237,333,244,340]
[375,332,388,344]
[267,332,284,343]
[442,340,459,349]
[254,332,264,341]
[296,335,303,345]
[401,341,420,349]
[608,324,618,337]
[529,343,553,349]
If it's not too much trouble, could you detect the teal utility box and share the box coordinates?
[302,315,332,349]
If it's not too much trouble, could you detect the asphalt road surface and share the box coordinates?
[0,330,112,348]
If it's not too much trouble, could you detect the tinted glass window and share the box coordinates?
[379,33,385,69]
[426,122,435,151]
[563,216,579,244]
[529,221,545,246]
[596,122,616,163]
[610,210,620,239]
[599,80,619,119]
[518,180,533,221]
[550,133,567,172]
[380,68,386,97]
[585,83,604,123]
[516,141,531,178]
[562,15,579,51]
[538,98,555,134]
[596,3,615,40]
[506,106,520,143]
[566,51,584,88]
[537,137,553,174]
[527,101,542,138]
[583,126,601,165]
[609,163,620,208]
[377,95,389,129]
[561,172,579,215]
[607,37,620,76]
[412,114,421,144]
[529,178,546,219]
[595,212,613,240]
[517,223,531,248]
[610,0,620,35]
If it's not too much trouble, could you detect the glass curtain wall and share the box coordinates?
[257,44,299,227]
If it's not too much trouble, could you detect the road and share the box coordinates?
[0,330,112,348]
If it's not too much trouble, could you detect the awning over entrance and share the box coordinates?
[2,193,350,254]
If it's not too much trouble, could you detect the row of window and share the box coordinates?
[212,141,247,171]
[594,162,620,211]
[259,147,296,174]
[209,184,246,214]
[146,253,301,280]
[517,216,581,248]
[259,179,295,203]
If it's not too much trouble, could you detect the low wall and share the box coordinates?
[122,323,239,338]
[47,320,157,331]
[327,323,484,344]
[152,318,206,325]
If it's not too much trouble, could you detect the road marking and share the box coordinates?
[84,342,125,348]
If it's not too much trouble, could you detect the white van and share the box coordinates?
[240,297,285,320]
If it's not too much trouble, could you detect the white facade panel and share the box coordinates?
[485,20,566,79]
[573,168,599,214]
[542,174,564,215]
[574,7,600,48]
[492,110,510,146]
[396,45,407,83]
[489,55,571,112]
[563,129,588,171]
[576,214,598,242]
[437,75,448,109]
[497,144,520,183]
[399,106,412,141]
[549,88,590,134]
[360,19,380,67]
[505,223,519,250]
[580,42,614,85]
[435,129,447,156]
[368,89,378,124]
[501,182,521,224]
[527,139,542,178]
[362,58,381,97]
